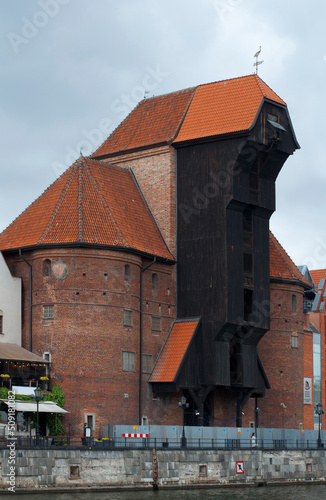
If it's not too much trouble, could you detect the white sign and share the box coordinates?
[236,461,244,474]
[304,378,312,405]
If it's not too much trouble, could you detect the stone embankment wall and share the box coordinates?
[0,448,325,491]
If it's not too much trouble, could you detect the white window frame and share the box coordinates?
[122,351,135,372]
[123,309,133,327]
[43,305,54,320]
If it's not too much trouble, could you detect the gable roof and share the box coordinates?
[310,269,326,288]
[93,74,287,158]
[149,318,200,383]
[269,232,311,288]
[0,157,174,261]
[174,75,286,144]
[94,87,196,158]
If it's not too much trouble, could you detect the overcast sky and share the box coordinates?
[1,0,325,270]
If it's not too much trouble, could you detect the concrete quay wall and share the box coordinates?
[0,448,325,491]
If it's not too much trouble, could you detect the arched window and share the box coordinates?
[152,273,158,289]
[0,310,3,334]
[292,294,297,313]
[124,264,130,282]
[43,259,51,277]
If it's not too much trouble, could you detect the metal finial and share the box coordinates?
[253,46,263,75]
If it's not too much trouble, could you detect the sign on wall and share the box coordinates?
[236,461,245,474]
[304,378,312,405]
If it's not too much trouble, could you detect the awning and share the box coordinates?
[3,400,68,414]
[0,343,48,363]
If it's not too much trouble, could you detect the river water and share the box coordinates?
[1,485,325,499]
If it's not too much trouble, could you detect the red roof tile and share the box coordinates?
[93,87,196,157]
[175,75,286,143]
[0,158,174,260]
[93,75,286,158]
[269,232,310,287]
[310,269,326,288]
[149,319,200,383]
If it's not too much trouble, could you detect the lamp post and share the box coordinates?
[178,395,189,448]
[315,402,325,448]
[34,387,42,445]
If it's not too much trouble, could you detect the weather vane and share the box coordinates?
[253,46,263,75]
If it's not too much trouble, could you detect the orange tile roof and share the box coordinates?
[175,75,286,144]
[149,319,200,383]
[269,232,311,287]
[0,157,174,260]
[93,87,196,157]
[310,269,326,288]
[93,75,286,158]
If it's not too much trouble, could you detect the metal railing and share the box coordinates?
[0,435,324,450]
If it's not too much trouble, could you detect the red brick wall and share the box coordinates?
[101,145,177,256]
[255,281,305,429]
[5,247,176,437]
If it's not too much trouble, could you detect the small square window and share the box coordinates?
[69,465,80,479]
[199,464,207,477]
[123,309,133,327]
[151,316,161,331]
[123,351,135,372]
[43,305,54,320]
[142,354,152,373]
[306,463,312,473]
[291,335,299,348]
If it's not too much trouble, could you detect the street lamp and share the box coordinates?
[34,387,42,445]
[315,402,325,448]
[178,395,189,448]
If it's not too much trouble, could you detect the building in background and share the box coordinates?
[1,74,317,436]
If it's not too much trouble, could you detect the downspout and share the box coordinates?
[19,249,32,351]
[139,256,156,425]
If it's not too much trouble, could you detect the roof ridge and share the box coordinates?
[83,158,128,246]
[39,161,80,243]
[90,88,195,158]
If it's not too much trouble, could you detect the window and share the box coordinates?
[124,264,130,282]
[43,305,54,320]
[291,335,299,349]
[152,273,158,289]
[123,309,133,327]
[84,413,95,431]
[43,259,51,277]
[122,351,135,372]
[151,316,161,331]
[199,465,207,477]
[69,465,80,479]
[292,294,297,313]
[243,253,253,274]
[244,289,253,321]
[0,312,3,334]
[142,354,152,373]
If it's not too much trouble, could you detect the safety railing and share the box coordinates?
[0,435,324,450]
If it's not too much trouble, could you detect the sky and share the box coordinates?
[0,0,325,270]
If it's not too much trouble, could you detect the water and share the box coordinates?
[1,485,325,499]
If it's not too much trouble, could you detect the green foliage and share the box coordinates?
[8,385,66,437]
[44,385,65,436]
[0,387,8,399]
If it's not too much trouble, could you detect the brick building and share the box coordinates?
[0,74,316,436]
